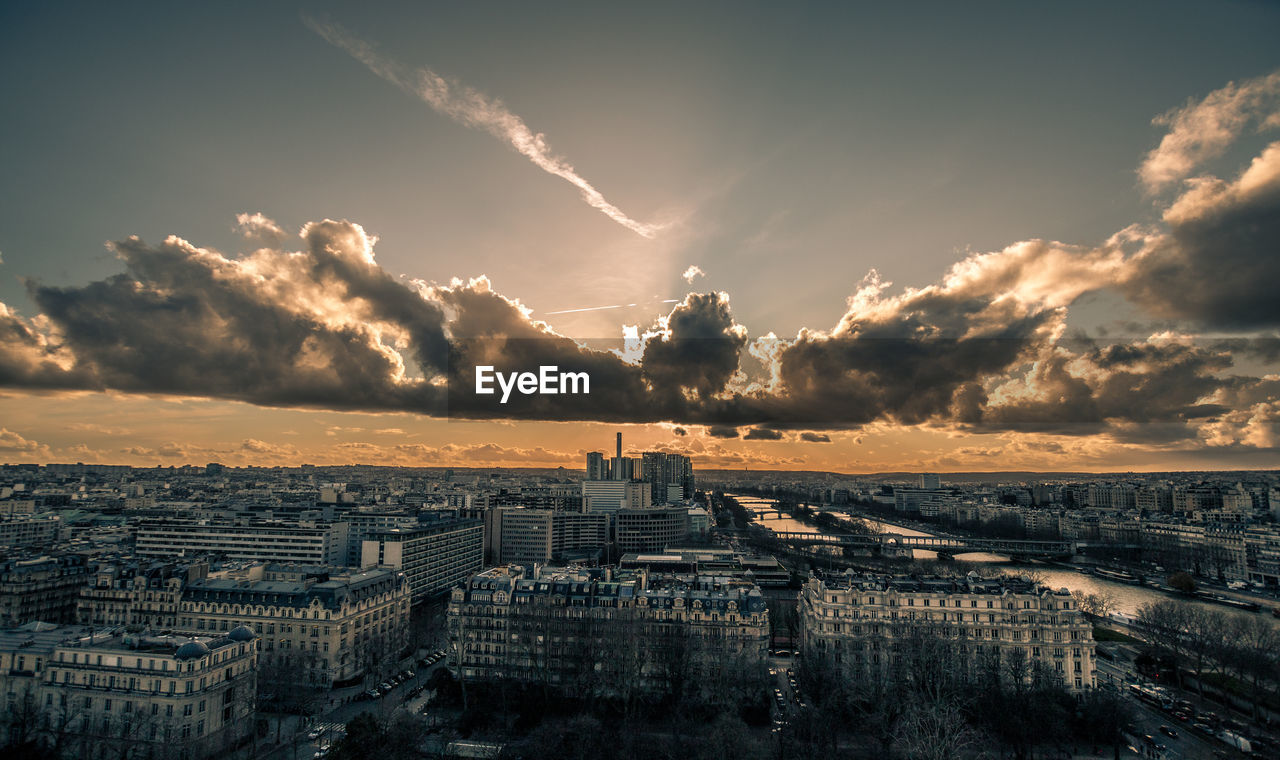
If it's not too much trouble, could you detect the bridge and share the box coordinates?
[733,529,1076,558]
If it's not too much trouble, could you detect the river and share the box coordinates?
[730,494,1275,620]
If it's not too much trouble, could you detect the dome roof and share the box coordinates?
[227,625,256,642]
[174,640,210,660]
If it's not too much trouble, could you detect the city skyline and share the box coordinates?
[3,4,1280,472]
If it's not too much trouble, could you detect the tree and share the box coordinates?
[1070,589,1116,622]
[894,701,979,760]
[1167,571,1196,593]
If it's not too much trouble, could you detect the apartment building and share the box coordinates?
[0,555,89,628]
[800,572,1096,692]
[360,518,483,605]
[614,507,690,553]
[447,566,769,689]
[0,622,257,760]
[0,515,63,549]
[483,507,609,565]
[176,566,409,687]
[135,519,349,565]
[78,560,210,629]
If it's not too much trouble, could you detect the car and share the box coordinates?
[380,681,393,691]
[1159,725,1178,738]
[405,669,415,678]
[308,728,323,741]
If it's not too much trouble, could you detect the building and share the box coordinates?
[614,507,690,553]
[585,452,607,481]
[800,572,1097,692]
[0,515,63,549]
[581,480,651,514]
[0,622,257,759]
[136,519,349,565]
[483,508,609,565]
[640,452,696,502]
[177,566,409,688]
[339,511,420,566]
[360,518,483,604]
[893,488,946,514]
[919,473,941,490]
[78,560,210,629]
[447,566,769,691]
[0,555,89,628]
[619,549,791,587]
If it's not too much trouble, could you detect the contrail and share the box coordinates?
[306,17,663,238]
[543,299,679,315]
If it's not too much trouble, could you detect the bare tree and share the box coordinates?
[894,701,979,760]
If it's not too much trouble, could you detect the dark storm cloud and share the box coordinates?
[1123,143,1280,328]
[706,426,740,439]
[24,232,443,413]
[640,292,747,400]
[956,339,1236,438]
[0,306,97,389]
[1,198,1278,449]
[301,220,451,373]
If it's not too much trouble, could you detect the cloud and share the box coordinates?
[682,265,705,283]
[1123,141,1280,328]
[306,17,663,238]
[8,63,1280,455]
[756,237,1126,427]
[20,222,445,413]
[0,428,51,459]
[1,209,1275,449]
[235,212,288,247]
[640,292,747,400]
[1139,70,1280,191]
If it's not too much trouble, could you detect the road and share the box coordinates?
[259,651,449,760]
[1096,649,1268,759]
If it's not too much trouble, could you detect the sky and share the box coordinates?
[2,2,1280,473]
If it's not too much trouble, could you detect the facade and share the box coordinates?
[176,567,409,687]
[0,516,63,549]
[614,507,690,553]
[0,555,89,628]
[0,622,258,760]
[360,518,483,604]
[800,573,1097,692]
[639,452,695,502]
[483,507,609,565]
[136,519,349,565]
[339,511,419,566]
[585,452,607,481]
[893,488,948,514]
[78,560,208,629]
[447,566,769,690]
[581,480,651,514]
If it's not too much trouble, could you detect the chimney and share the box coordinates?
[616,432,622,459]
